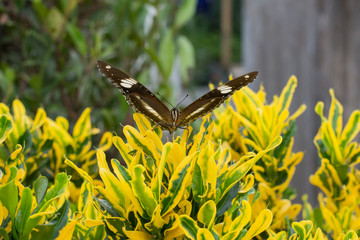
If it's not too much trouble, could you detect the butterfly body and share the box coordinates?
[97,61,258,133]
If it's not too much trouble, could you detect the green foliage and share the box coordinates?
[1,81,360,239]
[0,168,70,239]
[306,89,360,238]
[212,76,306,230]
[0,100,112,187]
[0,0,196,131]
[66,114,280,239]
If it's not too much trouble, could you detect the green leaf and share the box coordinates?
[32,0,48,20]
[18,130,32,151]
[63,0,79,15]
[192,159,206,204]
[175,0,196,28]
[35,173,69,213]
[66,23,88,57]
[52,200,70,239]
[328,89,343,137]
[131,165,157,218]
[15,187,33,233]
[180,215,199,239]
[97,168,127,217]
[292,222,306,239]
[152,143,172,201]
[0,115,12,144]
[274,120,296,158]
[344,230,358,240]
[220,153,256,198]
[95,197,120,217]
[158,30,175,78]
[197,200,216,228]
[340,110,360,149]
[216,182,240,218]
[160,153,196,215]
[313,208,324,229]
[178,35,195,84]
[46,8,65,40]
[34,176,49,204]
[26,201,70,239]
[0,228,9,240]
[0,168,19,220]
[22,212,47,236]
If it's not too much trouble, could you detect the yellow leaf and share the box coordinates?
[98,131,113,151]
[96,149,109,170]
[242,209,272,240]
[229,200,251,232]
[239,175,254,193]
[197,200,216,228]
[133,113,153,135]
[56,220,79,240]
[197,228,215,240]
[144,205,166,233]
[123,228,152,240]
[65,159,95,185]
[278,75,297,113]
[112,136,133,167]
[124,125,160,163]
[84,219,104,227]
[31,108,47,132]
[13,99,26,126]
[10,144,22,160]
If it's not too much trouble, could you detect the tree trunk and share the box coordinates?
[242,0,360,204]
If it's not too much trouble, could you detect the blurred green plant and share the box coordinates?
[0,0,196,131]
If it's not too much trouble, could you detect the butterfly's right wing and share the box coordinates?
[176,72,258,127]
[97,61,172,126]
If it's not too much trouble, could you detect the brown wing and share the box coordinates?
[97,61,173,126]
[176,71,258,126]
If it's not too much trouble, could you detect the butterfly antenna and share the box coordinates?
[175,94,189,108]
[156,92,174,108]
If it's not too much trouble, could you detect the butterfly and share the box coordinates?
[97,60,258,133]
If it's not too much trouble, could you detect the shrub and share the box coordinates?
[1,77,359,239]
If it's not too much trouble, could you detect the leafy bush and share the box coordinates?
[0,0,196,131]
[1,77,360,239]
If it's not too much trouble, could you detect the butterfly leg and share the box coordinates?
[143,122,161,138]
[150,122,161,132]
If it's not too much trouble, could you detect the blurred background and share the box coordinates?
[0,0,359,205]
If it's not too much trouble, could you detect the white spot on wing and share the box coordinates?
[120,82,132,88]
[106,65,111,69]
[244,75,249,79]
[217,85,232,94]
[122,78,138,85]
[119,78,138,89]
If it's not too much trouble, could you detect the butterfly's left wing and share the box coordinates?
[97,61,173,127]
[176,71,258,127]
